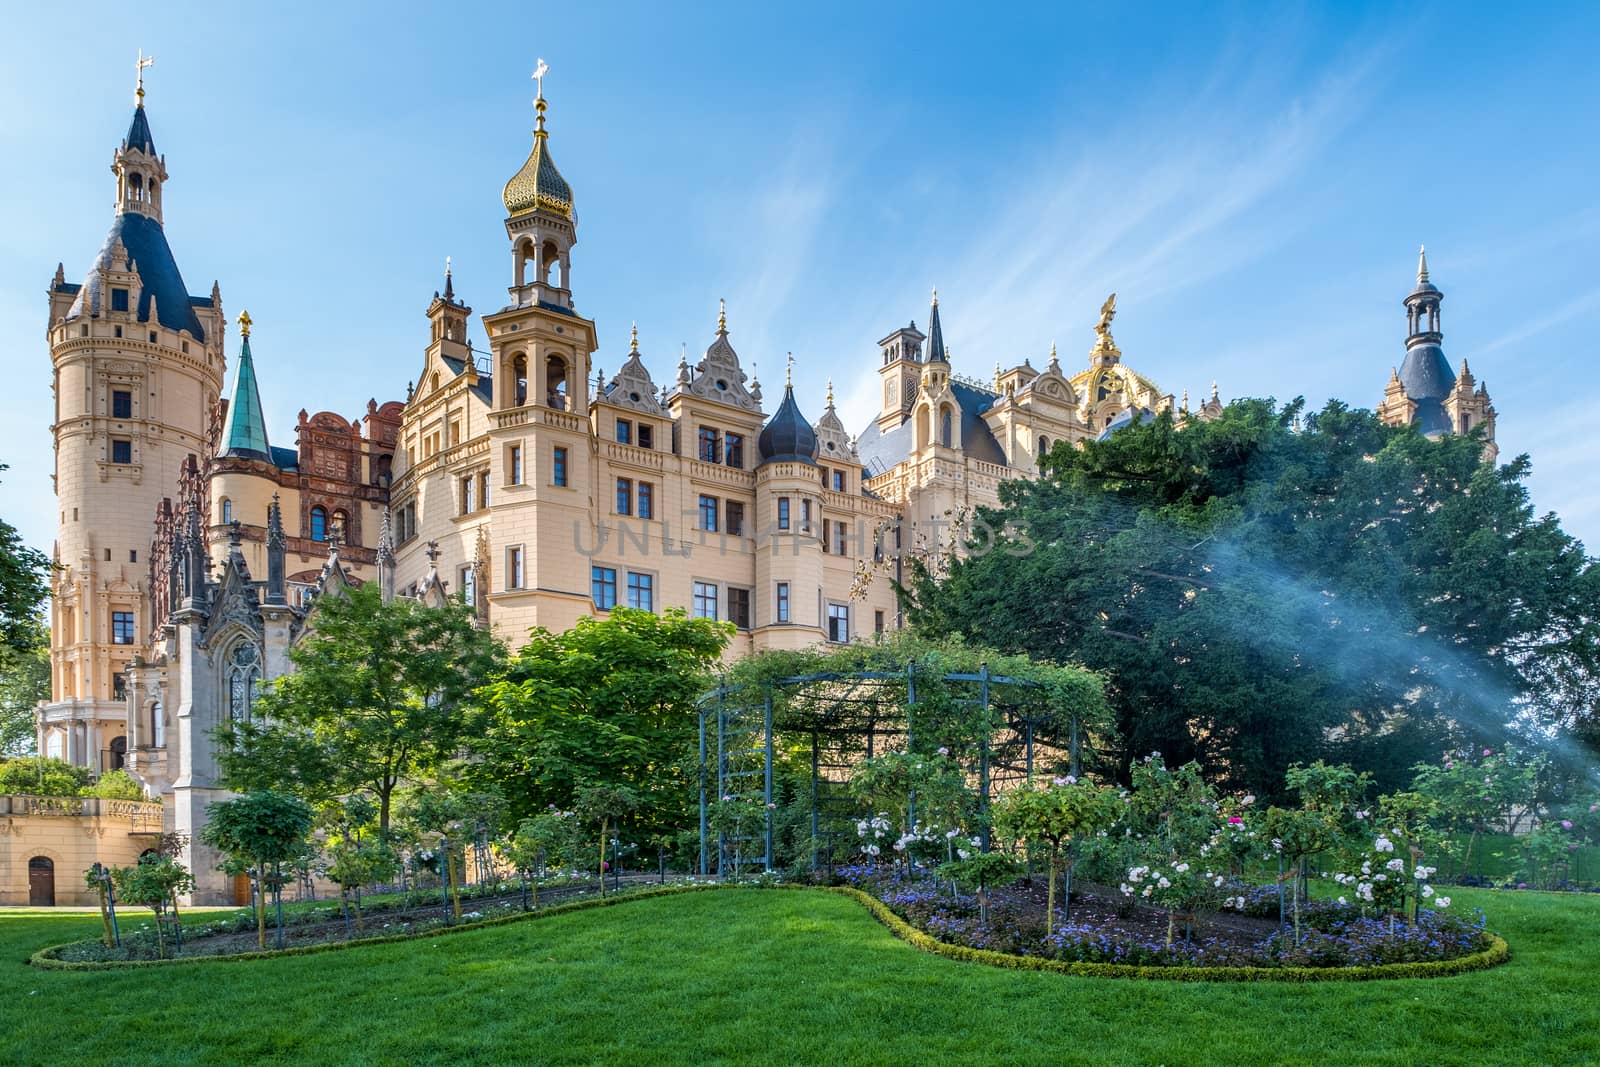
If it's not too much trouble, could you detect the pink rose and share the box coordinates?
[1483,748,1493,756]
[1228,817,1243,825]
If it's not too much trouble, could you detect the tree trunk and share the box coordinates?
[97,884,113,947]
[255,865,267,949]
[598,818,609,898]
[1046,860,1057,934]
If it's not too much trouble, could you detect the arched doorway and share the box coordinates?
[109,735,127,771]
[28,857,55,907]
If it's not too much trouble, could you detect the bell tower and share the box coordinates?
[40,58,225,772]
[876,319,925,433]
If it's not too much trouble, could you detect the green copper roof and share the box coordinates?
[219,335,271,462]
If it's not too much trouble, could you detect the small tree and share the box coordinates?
[82,768,146,800]
[504,809,580,907]
[111,854,193,958]
[573,783,640,897]
[938,851,1020,925]
[83,864,116,946]
[323,837,398,932]
[993,776,1120,931]
[199,791,314,949]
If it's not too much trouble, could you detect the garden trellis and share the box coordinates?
[696,646,1108,877]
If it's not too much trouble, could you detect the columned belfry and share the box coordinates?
[1377,248,1497,461]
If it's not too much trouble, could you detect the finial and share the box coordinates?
[931,286,939,307]
[826,377,835,407]
[1211,380,1219,402]
[1182,388,1190,412]
[237,310,252,339]
[1417,244,1430,283]
[786,352,794,387]
[443,256,454,300]
[718,298,727,333]
[1049,339,1059,367]
[630,321,638,353]
[135,50,154,106]
[532,58,550,134]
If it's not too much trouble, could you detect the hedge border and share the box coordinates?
[28,882,721,971]
[825,887,1512,982]
[30,882,1512,982]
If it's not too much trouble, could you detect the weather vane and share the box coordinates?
[135,50,155,104]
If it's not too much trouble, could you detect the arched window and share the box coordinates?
[332,510,350,543]
[540,240,559,285]
[1037,435,1050,465]
[512,355,528,406]
[220,497,233,524]
[129,172,143,201]
[109,736,127,771]
[940,408,953,448]
[150,699,165,748]
[310,506,328,541]
[228,643,261,725]
[546,355,568,410]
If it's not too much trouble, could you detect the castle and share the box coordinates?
[27,68,1493,903]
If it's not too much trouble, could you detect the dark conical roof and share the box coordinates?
[64,211,207,340]
[926,291,947,363]
[125,105,156,155]
[758,385,817,465]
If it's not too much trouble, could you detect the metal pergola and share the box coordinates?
[696,662,1094,877]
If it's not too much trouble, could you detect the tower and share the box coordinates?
[876,319,925,433]
[1378,248,1497,460]
[40,64,225,770]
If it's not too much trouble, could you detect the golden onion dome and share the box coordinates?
[502,97,573,219]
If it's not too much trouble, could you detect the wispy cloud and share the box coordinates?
[1476,285,1600,356]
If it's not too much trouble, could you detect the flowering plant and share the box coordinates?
[993,775,1121,930]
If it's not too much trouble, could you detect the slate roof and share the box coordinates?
[125,105,156,155]
[64,211,208,341]
[758,385,818,465]
[440,355,495,405]
[855,379,1008,475]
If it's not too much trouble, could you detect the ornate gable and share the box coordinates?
[604,328,666,416]
[674,309,760,413]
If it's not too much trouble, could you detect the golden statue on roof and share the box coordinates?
[1096,293,1117,338]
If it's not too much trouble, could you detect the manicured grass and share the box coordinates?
[2,886,1595,1066]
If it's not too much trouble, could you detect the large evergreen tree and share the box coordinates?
[0,467,52,757]
[906,399,1600,796]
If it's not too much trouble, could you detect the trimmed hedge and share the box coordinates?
[827,887,1512,982]
[29,882,720,971]
[30,882,1512,982]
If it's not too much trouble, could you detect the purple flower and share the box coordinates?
[937,747,949,756]
[1483,748,1493,756]
[1561,820,1574,830]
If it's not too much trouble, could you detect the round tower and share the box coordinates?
[40,69,225,771]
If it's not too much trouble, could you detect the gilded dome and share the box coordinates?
[502,101,573,218]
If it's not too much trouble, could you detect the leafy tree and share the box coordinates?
[1411,744,1545,877]
[573,783,640,896]
[1263,762,1369,941]
[322,837,398,932]
[219,582,502,834]
[0,628,49,757]
[0,466,52,659]
[504,810,583,906]
[199,791,314,948]
[395,784,503,919]
[938,851,1020,925]
[993,775,1120,930]
[473,608,727,839]
[82,768,146,800]
[110,854,193,958]
[907,399,1600,796]
[0,756,89,796]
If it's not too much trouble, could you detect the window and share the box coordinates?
[616,418,632,445]
[627,571,654,611]
[776,582,790,623]
[221,498,233,524]
[105,549,112,562]
[228,643,260,724]
[637,482,654,520]
[591,566,618,610]
[724,432,745,469]
[129,550,137,564]
[726,500,745,537]
[941,409,953,447]
[461,476,476,514]
[509,445,523,485]
[111,611,135,645]
[480,471,490,509]
[460,565,477,606]
[692,581,718,620]
[112,390,132,419]
[875,610,885,634]
[616,478,633,516]
[507,547,524,589]
[831,521,848,556]
[827,603,850,643]
[110,438,132,465]
[698,427,719,463]
[801,499,813,531]
[111,288,130,312]
[728,587,751,630]
[310,506,328,541]
[699,495,719,533]
[552,446,568,487]
[637,424,654,450]
[777,497,790,531]
[832,469,846,492]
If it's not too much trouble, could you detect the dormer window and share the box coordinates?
[111,288,130,313]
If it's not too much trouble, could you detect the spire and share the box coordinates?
[630,321,639,353]
[826,377,835,409]
[1048,340,1059,371]
[219,311,272,462]
[125,51,157,154]
[1417,244,1429,284]
[786,352,794,387]
[265,494,286,605]
[443,255,454,301]
[925,288,947,364]
[502,58,573,218]
[718,298,728,334]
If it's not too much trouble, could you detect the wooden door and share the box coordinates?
[28,857,55,907]
[232,873,253,906]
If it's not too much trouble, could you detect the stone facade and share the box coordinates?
[0,796,164,906]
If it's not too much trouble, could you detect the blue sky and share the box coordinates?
[2,1,1597,556]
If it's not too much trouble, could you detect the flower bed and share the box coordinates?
[834,864,1499,973]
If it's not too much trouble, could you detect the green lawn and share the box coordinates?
[2,886,1594,1066]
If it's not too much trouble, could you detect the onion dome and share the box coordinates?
[758,382,818,466]
[502,92,573,219]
